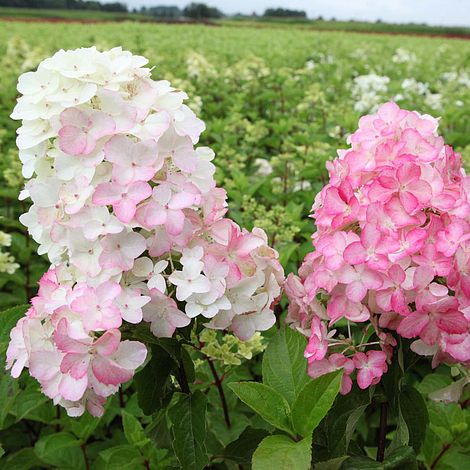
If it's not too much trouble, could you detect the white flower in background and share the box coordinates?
[305,60,315,70]
[402,78,429,96]
[0,231,19,274]
[254,158,273,176]
[351,74,390,113]
[392,48,416,64]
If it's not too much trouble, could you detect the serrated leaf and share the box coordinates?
[383,446,417,470]
[34,432,84,469]
[122,410,150,449]
[168,391,208,470]
[229,382,294,436]
[252,434,311,470]
[94,445,144,470]
[135,344,176,415]
[262,327,310,406]
[3,448,42,470]
[399,386,429,452]
[224,427,270,464]
[12,386,49,423]
[291,371,342,437]
[322,386,373,457]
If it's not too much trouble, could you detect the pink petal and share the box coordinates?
[93,183,123,205]
[346,280,367,302]
[437,312,468,334]
[166,209,185,236]
[92,356,133,386]
[58,125,87,155]
[94,329,121,356]
[114,199,137,223]
[127,181,152,203]
[397,313,429,338]
[59,374,88,401]
[343,242,367,265]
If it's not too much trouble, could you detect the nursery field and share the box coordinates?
[0,20,470,470]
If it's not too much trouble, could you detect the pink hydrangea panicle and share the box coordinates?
[286,102,470,392]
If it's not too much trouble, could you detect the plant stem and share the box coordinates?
[274,303,282,329]
[431,442,453,469]
[206,357,231,428]
[177,361,190,394]
[376,401,388,462]
[81,443,90,470]
[119,388,125,408]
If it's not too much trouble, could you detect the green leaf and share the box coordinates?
[291,371,342,437]
[341,446,418,470]
[0,305,29,353]
[94,445,144,470]
[11,385,49,423]
[340,456,381,469]
[122,410,150,449]
[167,390,208,470]
[2,448,42,470]
[383,446,417,470]
[315,457,349,470]
[34,432,85,469]
[322,386,373,457]
[135,344,176,415]
[252,434,312,470]
[69,412,102,441]
[399,386,429,452]
[262,327,310,406]
[229,382,294,436]
[224,427,270,464]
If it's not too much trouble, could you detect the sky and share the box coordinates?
[112,0,470,27]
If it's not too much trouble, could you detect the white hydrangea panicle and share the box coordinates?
[7,47,284,417]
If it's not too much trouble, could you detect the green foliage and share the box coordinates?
[229,382,294,436]
[262,326,310,406]
[291,371,342,438]
[0,19,469,470]
[252,434,312,470]
[168,391,208,470]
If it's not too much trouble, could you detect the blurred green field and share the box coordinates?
[0,19,470,470]
[1,20,470,308]
[2,6,470,37]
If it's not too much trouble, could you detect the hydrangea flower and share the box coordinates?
[7,47,284,417]
[286,102,470,393]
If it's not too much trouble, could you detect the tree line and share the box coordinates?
[0,1,307,19]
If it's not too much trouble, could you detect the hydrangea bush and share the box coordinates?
[286,101,470,393]
[1,39,469,470]
[6,47,283,417]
